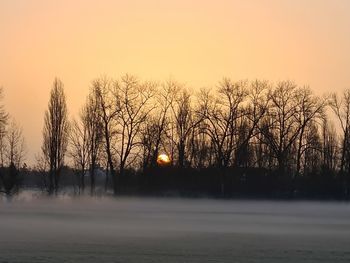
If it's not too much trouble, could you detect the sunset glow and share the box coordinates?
[157,154,171,166]
[1,0,350,165]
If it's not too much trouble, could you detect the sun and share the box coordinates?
[157,154,171,166]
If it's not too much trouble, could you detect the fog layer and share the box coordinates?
[1,197,350,262]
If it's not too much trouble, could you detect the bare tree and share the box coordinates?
[258,81,301,175]
[329,89,350,196]
[42,78,69,195]
[188,122,213,168]
[294,87,327,176]
[321,118,338,172]
[170,86,202,167]
[93,77,118,193]
[68,117,89,194]
[199,79,247,168]
[146,81,176,168]
[141,117,163,169]
[83,90,103,195]
[0,87,9,167]
[0,87,11,197]
[303,122,323,174]
[114,75,156,181]
[5,120,26,168]
[234,80,270,167]
[330,89,350,174]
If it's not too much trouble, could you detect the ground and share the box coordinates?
[1,196,350,262]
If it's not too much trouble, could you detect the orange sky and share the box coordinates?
[1,0,350,165]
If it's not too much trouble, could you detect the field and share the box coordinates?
[1,196,350,262]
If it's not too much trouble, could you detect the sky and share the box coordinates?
[1,0,350,165]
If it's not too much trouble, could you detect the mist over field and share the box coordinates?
[1,196,350,262]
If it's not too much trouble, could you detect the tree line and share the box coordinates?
[0,87,26,196]
[1,75,350,198]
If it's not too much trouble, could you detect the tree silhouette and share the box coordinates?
[5,120,26,169]
[83,88,103,195]
[1,75,348,199]
[93,77,118,194]
[114,75,155,179]
[140,84,172,169]
[0,87,9,167]
[199,79,247,168]
[68,117,90,194]
[42,78,69,195]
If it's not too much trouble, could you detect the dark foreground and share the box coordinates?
[1,196,350,262]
